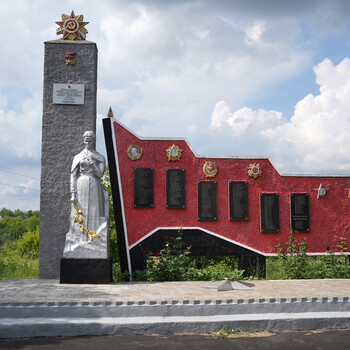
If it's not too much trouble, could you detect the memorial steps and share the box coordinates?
[0,279,350,338]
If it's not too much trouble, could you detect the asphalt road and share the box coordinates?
[1,329,350,350]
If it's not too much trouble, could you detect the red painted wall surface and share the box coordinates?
[113,120,350,255]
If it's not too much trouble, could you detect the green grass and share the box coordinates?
[217,326,251,339]
[0,239,39,280]
[0,252,38,279]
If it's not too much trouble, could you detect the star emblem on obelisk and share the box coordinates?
[55,11,89,40]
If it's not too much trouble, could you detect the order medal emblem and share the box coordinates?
[203,161,218,178]
[127,145,143,160]
[165,144,183,161]
[248,163,262,178]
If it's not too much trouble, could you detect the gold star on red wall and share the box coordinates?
[56,11,89,40]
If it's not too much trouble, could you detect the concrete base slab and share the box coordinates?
[1,278,350,338]
[1,312,350,338]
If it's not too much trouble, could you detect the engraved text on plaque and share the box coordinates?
[197,181,217,221]
[260,193,280,233]
[134,168,154,208]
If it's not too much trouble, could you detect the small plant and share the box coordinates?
[217,326,250,339]
[276,231,309,279]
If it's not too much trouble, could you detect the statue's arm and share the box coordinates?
[90,157,105,178]
[70,166,78,202]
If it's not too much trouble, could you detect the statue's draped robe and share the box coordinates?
[70,149,106,233]
[63,149,109,259]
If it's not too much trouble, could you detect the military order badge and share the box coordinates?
[248,163,262,178]
[56,11,89,40]
[127,145,142,160]
[65,52,77,65]
[165,144,183,161]
[203,161,218,178]
[314,183,329,199]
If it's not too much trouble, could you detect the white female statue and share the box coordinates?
[63,131,110,259]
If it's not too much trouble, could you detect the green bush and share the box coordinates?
[274,234,350,280]
[133,230,191,281]
[308,238,350,279]
[186,262,244,281]
[132,230,245,282]
[276,231,309,279]
[266,257,285,279]
[0,241,38,280]
[16,226,39,258]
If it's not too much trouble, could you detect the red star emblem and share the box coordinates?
[55,11,89,40]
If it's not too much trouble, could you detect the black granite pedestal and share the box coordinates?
[60,258,113,284]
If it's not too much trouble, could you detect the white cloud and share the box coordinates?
[210,58,350,174]
[211,102,283,135]
[221,18,266,46]
[0,90,42,161]
[245,20,266,44]
[99,6,175,70]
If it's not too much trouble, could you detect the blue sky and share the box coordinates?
[1,0,350,210]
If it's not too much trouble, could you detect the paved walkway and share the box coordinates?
[1,278,350,337]
[0,278,349,303]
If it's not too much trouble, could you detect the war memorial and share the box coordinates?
[0,11,350,338]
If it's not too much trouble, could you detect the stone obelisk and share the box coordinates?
[39,11,97,278]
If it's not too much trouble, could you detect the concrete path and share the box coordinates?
[1,278,350,302]
[0,278,350,338]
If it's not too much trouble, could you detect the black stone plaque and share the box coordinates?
[166,168,186,208]
[229,181,248,221]
[134,168,154,208]
[290,193,310,232]
[260,193,280,233]
[197,181,217,221]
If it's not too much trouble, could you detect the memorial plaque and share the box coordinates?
[228,181,248,221]
[53,83,85,105]
[290,193,310,232]
[166,169,186,208]
[134,168,154,208]
[260,193,280,233]
[197,181,217,221]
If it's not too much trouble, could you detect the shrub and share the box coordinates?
[186,262,244,281]
[0,241,38,280]
[16,226,39,258]
[133,230,245,281]
[276,231,309,279]
[309,238,350,279]
[133,230,191,281]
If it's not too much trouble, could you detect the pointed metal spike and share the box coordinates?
[108,106,114,118]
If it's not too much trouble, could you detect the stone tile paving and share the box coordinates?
[0,278,350,303]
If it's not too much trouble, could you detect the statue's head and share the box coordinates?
[83,131,95,149]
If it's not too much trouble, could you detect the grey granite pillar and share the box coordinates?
[39,40,97,278]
